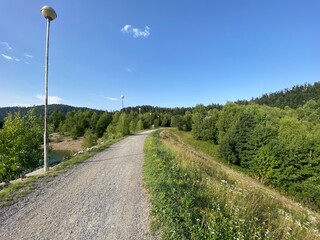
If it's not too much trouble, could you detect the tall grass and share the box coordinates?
[143,130,320,239]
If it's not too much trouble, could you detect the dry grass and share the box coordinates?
[157,129,320,239]
[49,133,83,152]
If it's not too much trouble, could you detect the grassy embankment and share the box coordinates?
[0,137,121,208]
[143,129,320,239]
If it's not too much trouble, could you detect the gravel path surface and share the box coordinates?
[0,131,154,240]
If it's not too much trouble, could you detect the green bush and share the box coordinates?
[0,109,42,182]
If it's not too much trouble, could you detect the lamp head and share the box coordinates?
[41,5,57,21]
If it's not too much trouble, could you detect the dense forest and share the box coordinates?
[237,81,320,109]
[1,81,320,210]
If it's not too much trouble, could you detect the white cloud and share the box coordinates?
[107,97,118,101]
[24,61,29,64]
[24,53,34,58]
[1,53,13,60]
[15,58,20,62]
[121,24,132,32]
[1,42,12,50]
[37,94,63,104]
[121,24,150,38]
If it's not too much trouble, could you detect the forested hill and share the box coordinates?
[245,81,320,109]
[124,105,193,115]
[0,104,221,123]
[1,81,319,121]
[0,104,102,122]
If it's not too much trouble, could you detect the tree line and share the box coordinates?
[237,81,320,109]
[0,104,102,123]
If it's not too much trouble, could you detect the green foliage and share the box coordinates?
[0,108,42,182]
[249,81,320,109]
[95,112,112,137]
[192,108,219,142]
[0,104,103,123]
[170,115,184,130]
[82,129,98,148]
[116,113,130,136]
[289,176,320,208]
[49,111,65,132]
[105,123,117,140]
[136,119,144,131]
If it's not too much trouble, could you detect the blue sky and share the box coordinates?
[0,0,319,111]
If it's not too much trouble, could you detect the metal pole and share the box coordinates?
[121,95,124,135]
[150,112,152,128]
[44,18,51,172]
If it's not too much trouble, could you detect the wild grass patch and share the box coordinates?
[143,130,320,239]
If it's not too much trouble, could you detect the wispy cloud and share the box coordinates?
[126,67,133,73]
[37,95,63,104]
[24,53,34,58]
[121,25,150,38]
[107,97,119,101]
[1,53,13,60]
[1,42,12,50]
[0,42,34,64]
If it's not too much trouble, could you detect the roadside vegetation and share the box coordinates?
[144,130,320,239]
[0,106,166,183]
[0,136,121,208]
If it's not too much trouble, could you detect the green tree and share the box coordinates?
[183,111,192,131]
[96,112,112,137]
[136,119,144,131]
[0,109,42,182]
[116,113,130,136]
[49,111,65,132]
[82,129,98,148]
[216,103,242,163]
[171,115,184,130]
[161,113,171,127]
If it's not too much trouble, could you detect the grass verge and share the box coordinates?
[143,130,320,239]
[172,129,256,176]
[0,137,121,208]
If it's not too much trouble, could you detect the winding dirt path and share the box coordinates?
[0,131,153,240]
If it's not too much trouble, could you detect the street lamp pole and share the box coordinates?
[121,95,125,135]
[121,95,125,111]
[149,112,152,128]
[41,6,57,172]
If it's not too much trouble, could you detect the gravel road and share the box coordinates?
[0,131,154,240]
